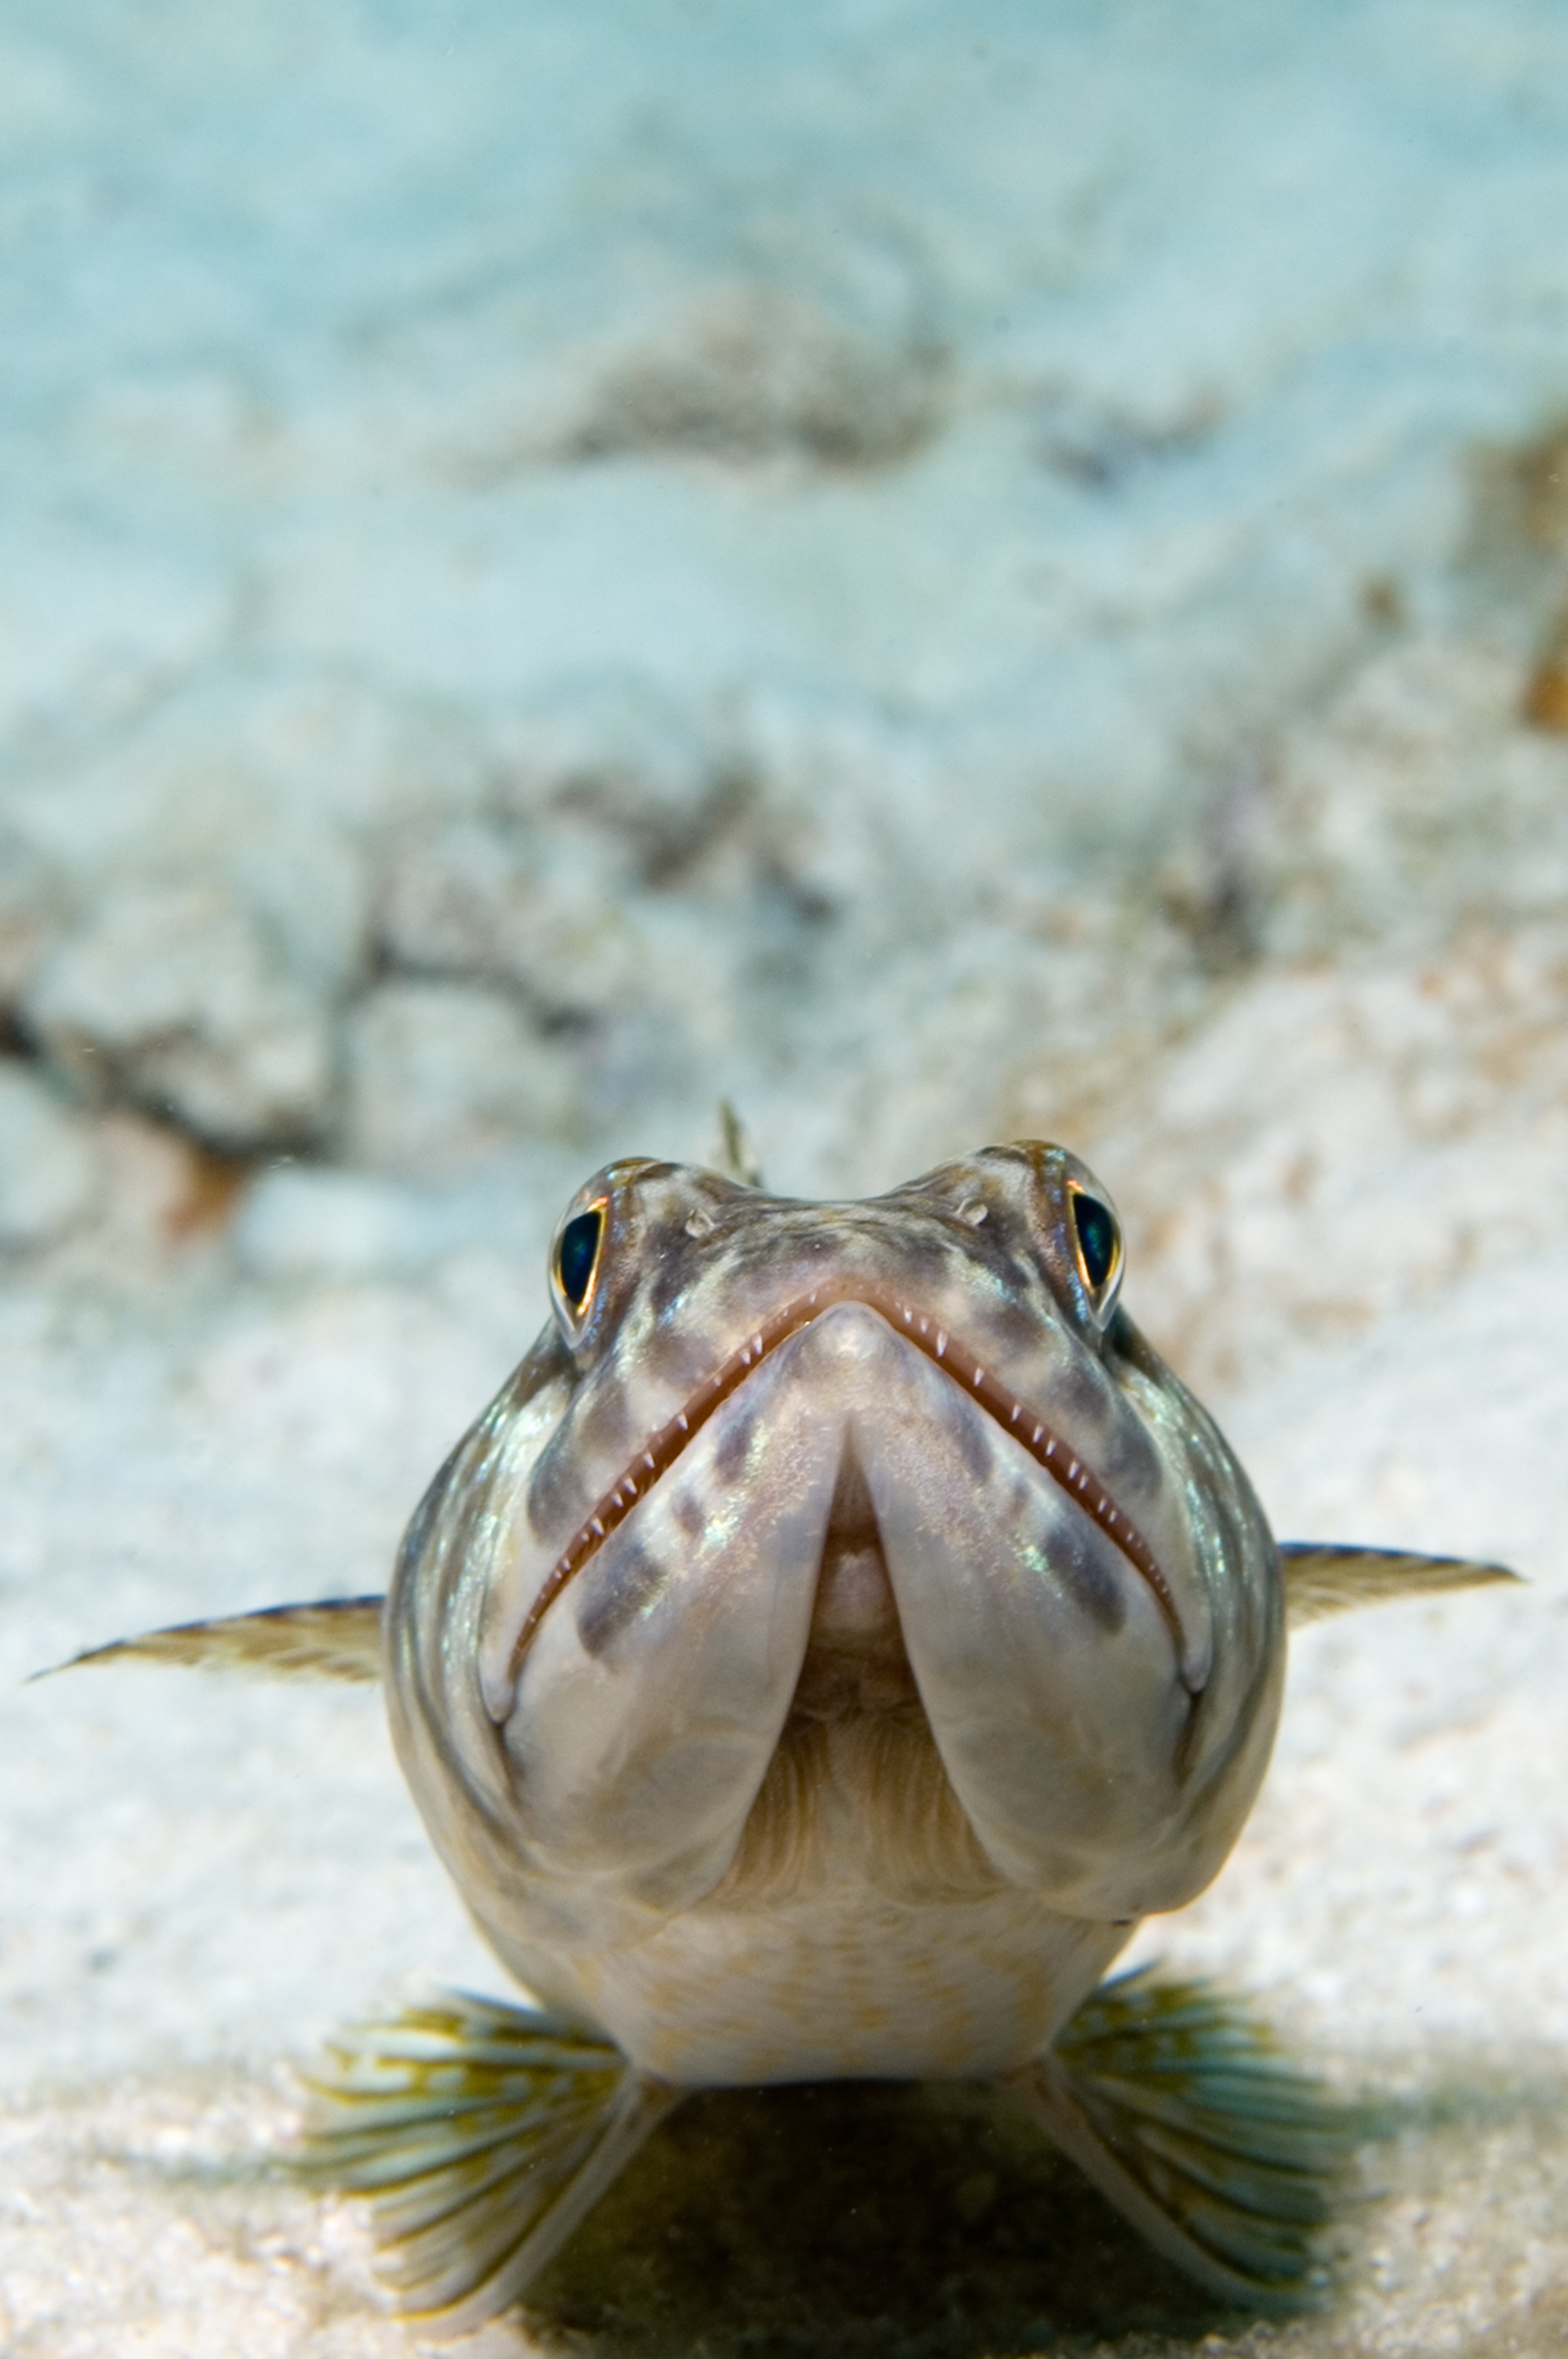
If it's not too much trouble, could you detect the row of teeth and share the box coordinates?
[892,1302,1100,1511]
[506,1282,1167,1687]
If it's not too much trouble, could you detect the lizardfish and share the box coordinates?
[64,1143,1514,2329]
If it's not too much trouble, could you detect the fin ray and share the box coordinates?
[716,1096,765,1188]
[296,1988,682,2335]
[1006,1968,1359,2313]
[1280,1543,1517,1628]
[40,1597,385,1684]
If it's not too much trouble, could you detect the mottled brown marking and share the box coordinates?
[528,1370,635,1537]
[576,1536,673,1658]
[672,1488,708,1541]
[978,1294,1057,1359]
[1046,1518,1127,1636]
[712,1390,760,1485]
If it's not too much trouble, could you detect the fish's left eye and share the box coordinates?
[1069,1186,1123,1322]
[551,1201,607,1333]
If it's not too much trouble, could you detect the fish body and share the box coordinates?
[387,1144,1280,2089]
[59,1138,1515,2329]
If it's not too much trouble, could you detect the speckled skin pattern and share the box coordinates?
[386,1145,1283,2088]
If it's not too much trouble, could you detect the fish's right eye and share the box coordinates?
[1066,1180,1123,1326]
[551,1201,607,1333]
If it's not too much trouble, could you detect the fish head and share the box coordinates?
[387,1143,1283,1954]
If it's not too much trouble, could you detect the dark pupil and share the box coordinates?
[556,1209,603,1311]
[1073,1194,1116,1292]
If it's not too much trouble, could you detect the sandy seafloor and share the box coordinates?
[7,3,1568,2352]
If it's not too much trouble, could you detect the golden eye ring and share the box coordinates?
[550,1197,608,1336]
[1065,1180,1123,1325]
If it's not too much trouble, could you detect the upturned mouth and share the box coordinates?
[506,1281,1180,1685]
[787,1441,920,1723]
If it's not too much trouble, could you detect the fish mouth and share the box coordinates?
[507,1281,1181,1686]
[786,1439,922,1722]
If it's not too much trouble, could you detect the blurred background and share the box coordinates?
[5,5,1568,2351]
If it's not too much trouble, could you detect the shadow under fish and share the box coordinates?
[49,1140,1515,2336]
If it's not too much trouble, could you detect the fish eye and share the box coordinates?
[551,1201,607,1332]
[1068,1185,1123,1321]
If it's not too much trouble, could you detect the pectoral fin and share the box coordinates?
[38,1596,385,1684]
[1280,1543,1519,1629]
[296,1991,684,2335]
[1004,1970,1358,2313]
